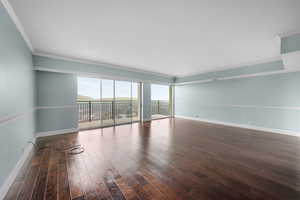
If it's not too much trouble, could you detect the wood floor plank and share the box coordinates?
[80,151,113,200]
[5,118,300,200]
[45,142,59,200]
[4,153,33,200]
[31,147,51,200]
[16,148,46,200]
[64,139,85,200]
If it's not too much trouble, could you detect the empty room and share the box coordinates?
[1,0,300,199]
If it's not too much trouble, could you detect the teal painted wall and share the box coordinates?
[281,33,300,54]
[175,60,284,83]
[175,72,300,134]
[0,4,35,188]
[35,71,78,133]
[142,83,152,121]
[33,55,174,84]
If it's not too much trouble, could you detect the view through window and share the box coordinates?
[78,77,140,129]
[151,84,172,119]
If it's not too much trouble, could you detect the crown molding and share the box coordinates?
[175,79,214,85]
[35,66,173,85]
[174,56,287,85]
[1,0,34,52]
[1,0,295,82]
[175,69,300,85]
[175,56,282,79]
[278,29,300,38]
[33,52,173,79]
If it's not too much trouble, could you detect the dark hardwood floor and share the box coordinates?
[5,118,300,200]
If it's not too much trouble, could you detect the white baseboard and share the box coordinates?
[0,139,35,199]
[36,128,79,138]
[175,115,300,137]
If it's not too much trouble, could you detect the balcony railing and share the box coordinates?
[151,100,170,116]
[78,100,139,122]
[78,100,170,123]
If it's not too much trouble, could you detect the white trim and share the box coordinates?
[36,105,77,110]
[36,128,79,138]
[33,52,173,79]
[175,69,300,85]
[196,104,300,110]
[171,85,175,116]
[278,29,300,38]
[275,35,282,55]
[0,109,35,126]
[175,79,215,85]
[175,115,300,137]
[1,0,34,52]
[217,69,300,80]
[0,106,78,126]
[0,139,35,199]
[175,56,282,78]
[35,67,173,85]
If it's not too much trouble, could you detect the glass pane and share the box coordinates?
[151,84,170,119]
[115,80,132,124]
[101,79,114,126]
[77,77,101,129]
[132,82,140,122]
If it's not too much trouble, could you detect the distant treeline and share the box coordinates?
[78,95,138,101]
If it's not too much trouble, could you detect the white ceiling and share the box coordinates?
[9,0,300,77]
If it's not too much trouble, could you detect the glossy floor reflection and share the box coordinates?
[5,118,300,200]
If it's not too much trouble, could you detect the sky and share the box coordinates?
[78,77,169,100]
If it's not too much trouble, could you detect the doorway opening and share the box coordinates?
[77,77,140,130]
[151,84,173,120]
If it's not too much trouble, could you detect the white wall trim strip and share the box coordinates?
[36,128,79,138]
[175,115,300,137]
[184,104,300,111]
[0,139,35,199]
[0,109,35,126]
[1,0,34,52]
[0,106,78,126]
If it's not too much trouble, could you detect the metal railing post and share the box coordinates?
[112,101,115,121]
[89,101,92,121]
[157,100,160,114]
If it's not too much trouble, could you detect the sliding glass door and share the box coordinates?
[78,77,101,129]
[101,79,114,127]
[151,84,173,120]
[115,80,132,125]
[78,77,140,129]
[132,82,140,122]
